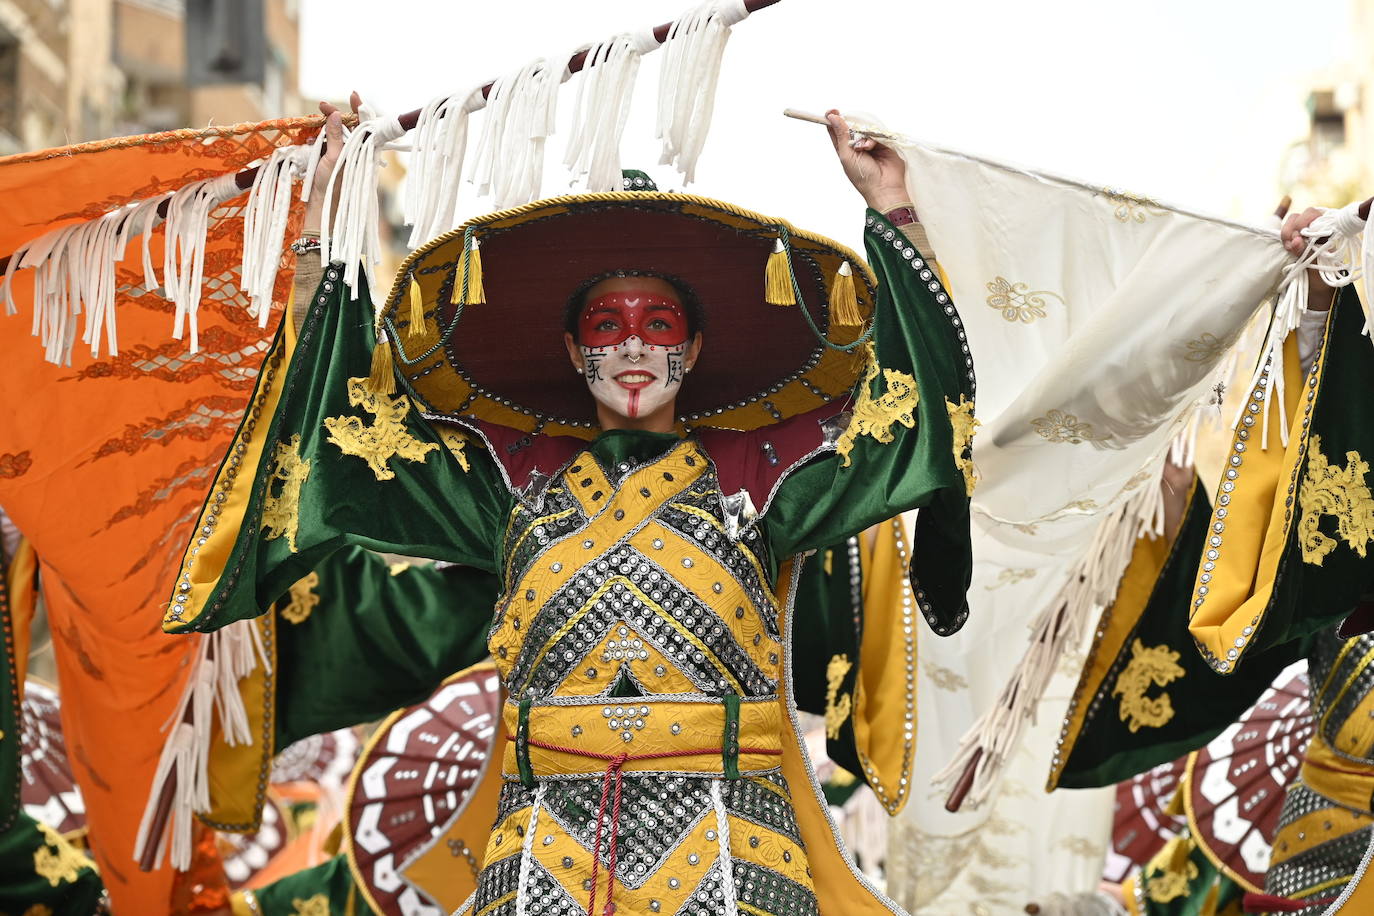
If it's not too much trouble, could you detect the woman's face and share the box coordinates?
[565,276,701,424]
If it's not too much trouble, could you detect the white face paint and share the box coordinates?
[580,335,688,421]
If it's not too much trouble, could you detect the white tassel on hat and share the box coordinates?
[654,0,751,184]
[564,34,644,193]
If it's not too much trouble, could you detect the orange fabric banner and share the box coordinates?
[0,117,319,912]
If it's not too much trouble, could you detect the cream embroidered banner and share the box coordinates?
[875,133,1296,912]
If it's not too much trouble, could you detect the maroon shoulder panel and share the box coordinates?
[695,400,846,513]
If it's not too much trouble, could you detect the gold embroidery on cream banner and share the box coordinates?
[1113,639,1185,733]
[1299,435,1374,565]
[1100,187,1167,223]
[324,378,440,481]
[985,276,1064,324]
[261,434,311,552]
[1030,409,1107,445]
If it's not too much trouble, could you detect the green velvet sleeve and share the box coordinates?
[274,547,500,748]
[0,811,104,915]
[171,264,513,634]
[766,211,974,629]
[243,854,357,915]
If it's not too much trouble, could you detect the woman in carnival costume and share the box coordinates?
[169,99,977,916]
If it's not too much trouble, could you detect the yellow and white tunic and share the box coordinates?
[475,439,815,916]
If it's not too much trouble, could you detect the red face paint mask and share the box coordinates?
[578,291,689,348]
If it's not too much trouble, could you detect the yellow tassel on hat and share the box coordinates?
[829,260,862,327]
[452,235,486,306]
[765,237,795,306]
[407,278,426,340]
[367,328,397,396]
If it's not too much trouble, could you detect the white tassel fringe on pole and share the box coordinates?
[468,58,566,211]
[319,105,406,305]
[133,619,269,871]
[655,0,750,184]
[404,87,485,248]
[564,34,647,192]
[241,144,315,327]
[163,174,244,353]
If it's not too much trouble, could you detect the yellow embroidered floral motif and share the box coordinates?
[32,822,90,887]
[261,434,310,552]
[1144,836,1199,903]
[1112,639,1185,733]
[836,344,919,467]
[1030,409,1106,445]
[438,427,472,472]
[824,654,854,739]
[984,276,1064,324]
[280,571,320,624]
[323,378,440,481]
[945,396,979,494]
[291,895,330,916]
[1298,436,1374,566]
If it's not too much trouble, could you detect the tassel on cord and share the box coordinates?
[242,144,310,328]
[404,86,484,248]
[451,233,486,306]
[654,0,751,183]
[406,278,426,339]
[468,58,565,210]
[367,327,397,396]
[320,104,407,304]
[932,472,1169,809]
[134,620,268,870]
[765,237,795,306]
[563,34,645,192]
[829,260,862,326]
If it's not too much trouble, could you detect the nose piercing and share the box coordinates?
[627,353,642,363]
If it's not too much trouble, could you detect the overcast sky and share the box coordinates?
[299,0,1352,252]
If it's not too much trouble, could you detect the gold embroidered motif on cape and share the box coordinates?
[1298,435,1374,565]
[323,378,440,481]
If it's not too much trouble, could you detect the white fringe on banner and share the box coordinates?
[403,87,485,249]
[241,144,314,328]
[564,34,647,192]
[655,0,750,184]
[133,618,269,871]
[163,173,244,353]
[1235,201,1369,450]
[319,105,406,305]
[932,465,1170,809]
[469,58,566,211]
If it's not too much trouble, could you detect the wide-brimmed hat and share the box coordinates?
[374,181,877,437]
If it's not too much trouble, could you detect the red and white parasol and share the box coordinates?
[1185,662,1312,891]
[346,665,502,916]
